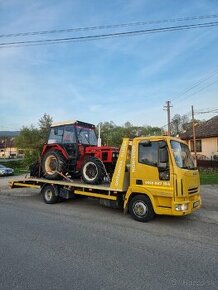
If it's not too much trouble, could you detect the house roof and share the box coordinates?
[181,115,218,140]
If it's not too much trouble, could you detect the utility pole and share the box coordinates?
[163,101,173,135]
[191,105,197,166]
[4,137,7,159]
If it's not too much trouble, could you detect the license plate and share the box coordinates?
[193,201,200,208]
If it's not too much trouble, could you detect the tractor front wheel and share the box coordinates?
[81,156,105,184]
[42,150,67,180]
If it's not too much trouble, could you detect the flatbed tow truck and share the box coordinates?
[9,137,201,222]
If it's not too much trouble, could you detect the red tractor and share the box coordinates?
[32,120,119,184]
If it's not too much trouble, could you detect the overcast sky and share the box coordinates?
[0,0,218,130]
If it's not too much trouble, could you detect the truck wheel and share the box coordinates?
[129,195,155,222]
[81,156,105,184]
[41,184,59,204]
[42,150,67,180]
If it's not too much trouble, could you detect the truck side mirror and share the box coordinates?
[159,147,168,163]
[158,143,169,172]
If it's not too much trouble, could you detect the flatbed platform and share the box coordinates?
[9,177,126,201]
[9,177,112,190]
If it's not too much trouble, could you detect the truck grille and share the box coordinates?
[188,187,198,194]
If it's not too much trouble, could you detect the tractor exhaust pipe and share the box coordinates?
[97,124,102,147]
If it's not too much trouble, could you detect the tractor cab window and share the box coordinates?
[76,126,97,145]
[48,126,64,144]
[63,126,76,144]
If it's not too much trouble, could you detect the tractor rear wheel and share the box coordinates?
[81,156,105,184]
[42,150,67,180]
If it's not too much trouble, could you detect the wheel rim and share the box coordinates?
[83,162,98,181]
[133,201,148,218]
[45,155,57,175]
[45,189,53,201]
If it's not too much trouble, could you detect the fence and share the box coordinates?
[197,159,218,168]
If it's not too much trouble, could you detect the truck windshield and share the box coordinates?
[76,126,97,145]
[170,140,196,169]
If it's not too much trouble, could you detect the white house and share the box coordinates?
[181,116,218,160]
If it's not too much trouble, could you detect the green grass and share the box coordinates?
[200,171,218,185]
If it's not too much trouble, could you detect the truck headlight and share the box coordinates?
[175,203,188,211]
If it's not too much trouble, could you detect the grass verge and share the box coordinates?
[200,171,218,185]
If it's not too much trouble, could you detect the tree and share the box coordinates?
[15,125,41,150]
[98,121,162,147]
[38,113,53,144]
[124,121,132,128]
[171,114,190,136]
[15,125,41,166]
[15,114,53,166]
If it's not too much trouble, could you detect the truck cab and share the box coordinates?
[123,136,201,220]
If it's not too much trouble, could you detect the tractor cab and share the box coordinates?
[48,120,97,146]
[46,120,97,159]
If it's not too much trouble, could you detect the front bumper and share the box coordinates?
[171,195,202,216]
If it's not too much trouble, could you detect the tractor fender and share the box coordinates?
[41,144,69,160]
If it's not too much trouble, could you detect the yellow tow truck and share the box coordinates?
[9,136,201,222]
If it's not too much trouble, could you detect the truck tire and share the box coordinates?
[81,156,105,184]
[41,184,59,204]
[129,195,155,222]
[42,150,67,180]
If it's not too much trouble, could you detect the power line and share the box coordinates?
[1,21,218,48]
[196,106,218,112]
[180,79,218,100]
[195,108,218,114]
[172,70,218,101]
[161,105,218,127]
[1,14,218,38]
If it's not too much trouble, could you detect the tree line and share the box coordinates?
[15,113,194,165]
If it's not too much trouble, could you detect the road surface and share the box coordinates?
[0,176,217,289]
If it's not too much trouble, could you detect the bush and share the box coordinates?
[22,150,40,168]
[213,154,218,161]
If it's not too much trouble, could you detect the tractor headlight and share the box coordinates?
[175,203,188,211]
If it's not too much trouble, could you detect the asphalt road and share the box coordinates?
[0,177,217,290]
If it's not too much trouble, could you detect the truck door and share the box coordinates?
[133,140,174,197]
